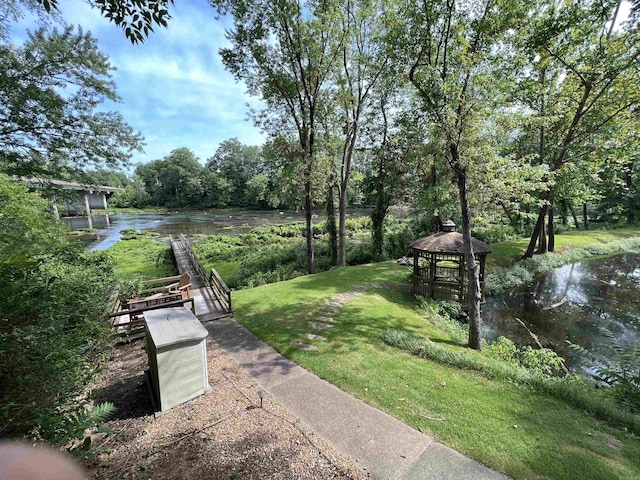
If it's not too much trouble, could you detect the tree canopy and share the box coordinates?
[0,26,143,178]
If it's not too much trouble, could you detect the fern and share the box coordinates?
[59,402,116,446]
[566,333,640,413]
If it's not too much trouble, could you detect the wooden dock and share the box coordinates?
[170,235,232,322]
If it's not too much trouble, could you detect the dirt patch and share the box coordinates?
[85,339,366,479]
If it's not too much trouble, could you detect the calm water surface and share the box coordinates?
[64,208,373,251]
[483,253,640,374]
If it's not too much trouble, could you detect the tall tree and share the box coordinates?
[206,138,262,207]
[520,0,640,257]
[136,148,208,207]
[334,0,389,266]
[362,87,421,260]
[212,0,344,273]
[400,0,524,350]
[0,27,143,178]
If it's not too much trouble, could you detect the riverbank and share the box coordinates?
[487,226,640,268]
[486,229,640,294]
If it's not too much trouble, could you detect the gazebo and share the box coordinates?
[409,220,491,303]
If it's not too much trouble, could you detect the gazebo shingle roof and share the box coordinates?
[410,231,492,255]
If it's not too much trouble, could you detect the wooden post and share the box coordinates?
[412,250,419,293]
[428,253,435,298]
[458,254,465,303]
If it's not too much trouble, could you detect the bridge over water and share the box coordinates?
[22,177,122,226]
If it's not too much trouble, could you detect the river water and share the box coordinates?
[482,253,640,374]
[64,208,373,251]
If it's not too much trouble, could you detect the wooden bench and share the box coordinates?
[110,294,196,336]
[140,273,192,299]
[126,293,184,328]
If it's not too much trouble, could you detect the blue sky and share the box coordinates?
[11,0,265,169]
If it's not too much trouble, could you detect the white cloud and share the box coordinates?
[49,0,265,169]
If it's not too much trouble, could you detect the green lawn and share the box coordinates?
[233,259,640,480]
[488,226,640,268]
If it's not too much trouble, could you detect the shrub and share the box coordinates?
[0,244,116,443]
[485,336,519,366]
[473,224,517,244]
[437,300,462,321]
[346,242,374,265]
[521,346,565,376]
[0,177,117,444]
[384,227,415,259]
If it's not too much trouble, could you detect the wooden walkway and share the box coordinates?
[170,235,231,322]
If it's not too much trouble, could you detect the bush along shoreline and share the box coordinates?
[485,237,640,294]
[193,215,414,289]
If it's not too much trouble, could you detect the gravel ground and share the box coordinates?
[86,337,367,480]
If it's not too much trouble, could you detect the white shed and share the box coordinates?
[144,307,210,412]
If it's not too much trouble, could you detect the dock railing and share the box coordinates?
[177,234,232,314]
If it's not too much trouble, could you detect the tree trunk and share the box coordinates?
[522,204,548,259]
[451,144,481,351]
[338,120,358,267]
[547,207,555,252]
[536,211,547,254]
[326,180,338,266]
[582,203,588,230]
[625,162,635,223]
[546,188,554,252]
[570,202,580,229]
[337,185,347,266]
[304,174,314,274]
[371,171,385,262]
[303,125,315,274]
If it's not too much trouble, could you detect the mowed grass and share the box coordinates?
[488,226,640,268]
[107,238,175,281]
[233,260,640,480]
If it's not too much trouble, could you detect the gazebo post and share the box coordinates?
[428,252,435,298]
[412,250,419,293]
[458,254,465,303]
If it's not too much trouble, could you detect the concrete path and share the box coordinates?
[205,318,508,480]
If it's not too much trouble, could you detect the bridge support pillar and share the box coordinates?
[51,194,59,220]
[101,192,108,209]
[83,193,92,217]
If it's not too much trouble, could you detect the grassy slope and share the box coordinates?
[106,238,175,281]
[232,232,640,480]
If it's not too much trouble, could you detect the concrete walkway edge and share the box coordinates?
[205,317,509,480]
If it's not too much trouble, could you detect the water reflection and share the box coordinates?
[483,253,640,375]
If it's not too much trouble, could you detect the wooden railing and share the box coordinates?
[177,234,232,314]
[208,268,232,313]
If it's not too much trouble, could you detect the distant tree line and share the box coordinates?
[88,141,367,211]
